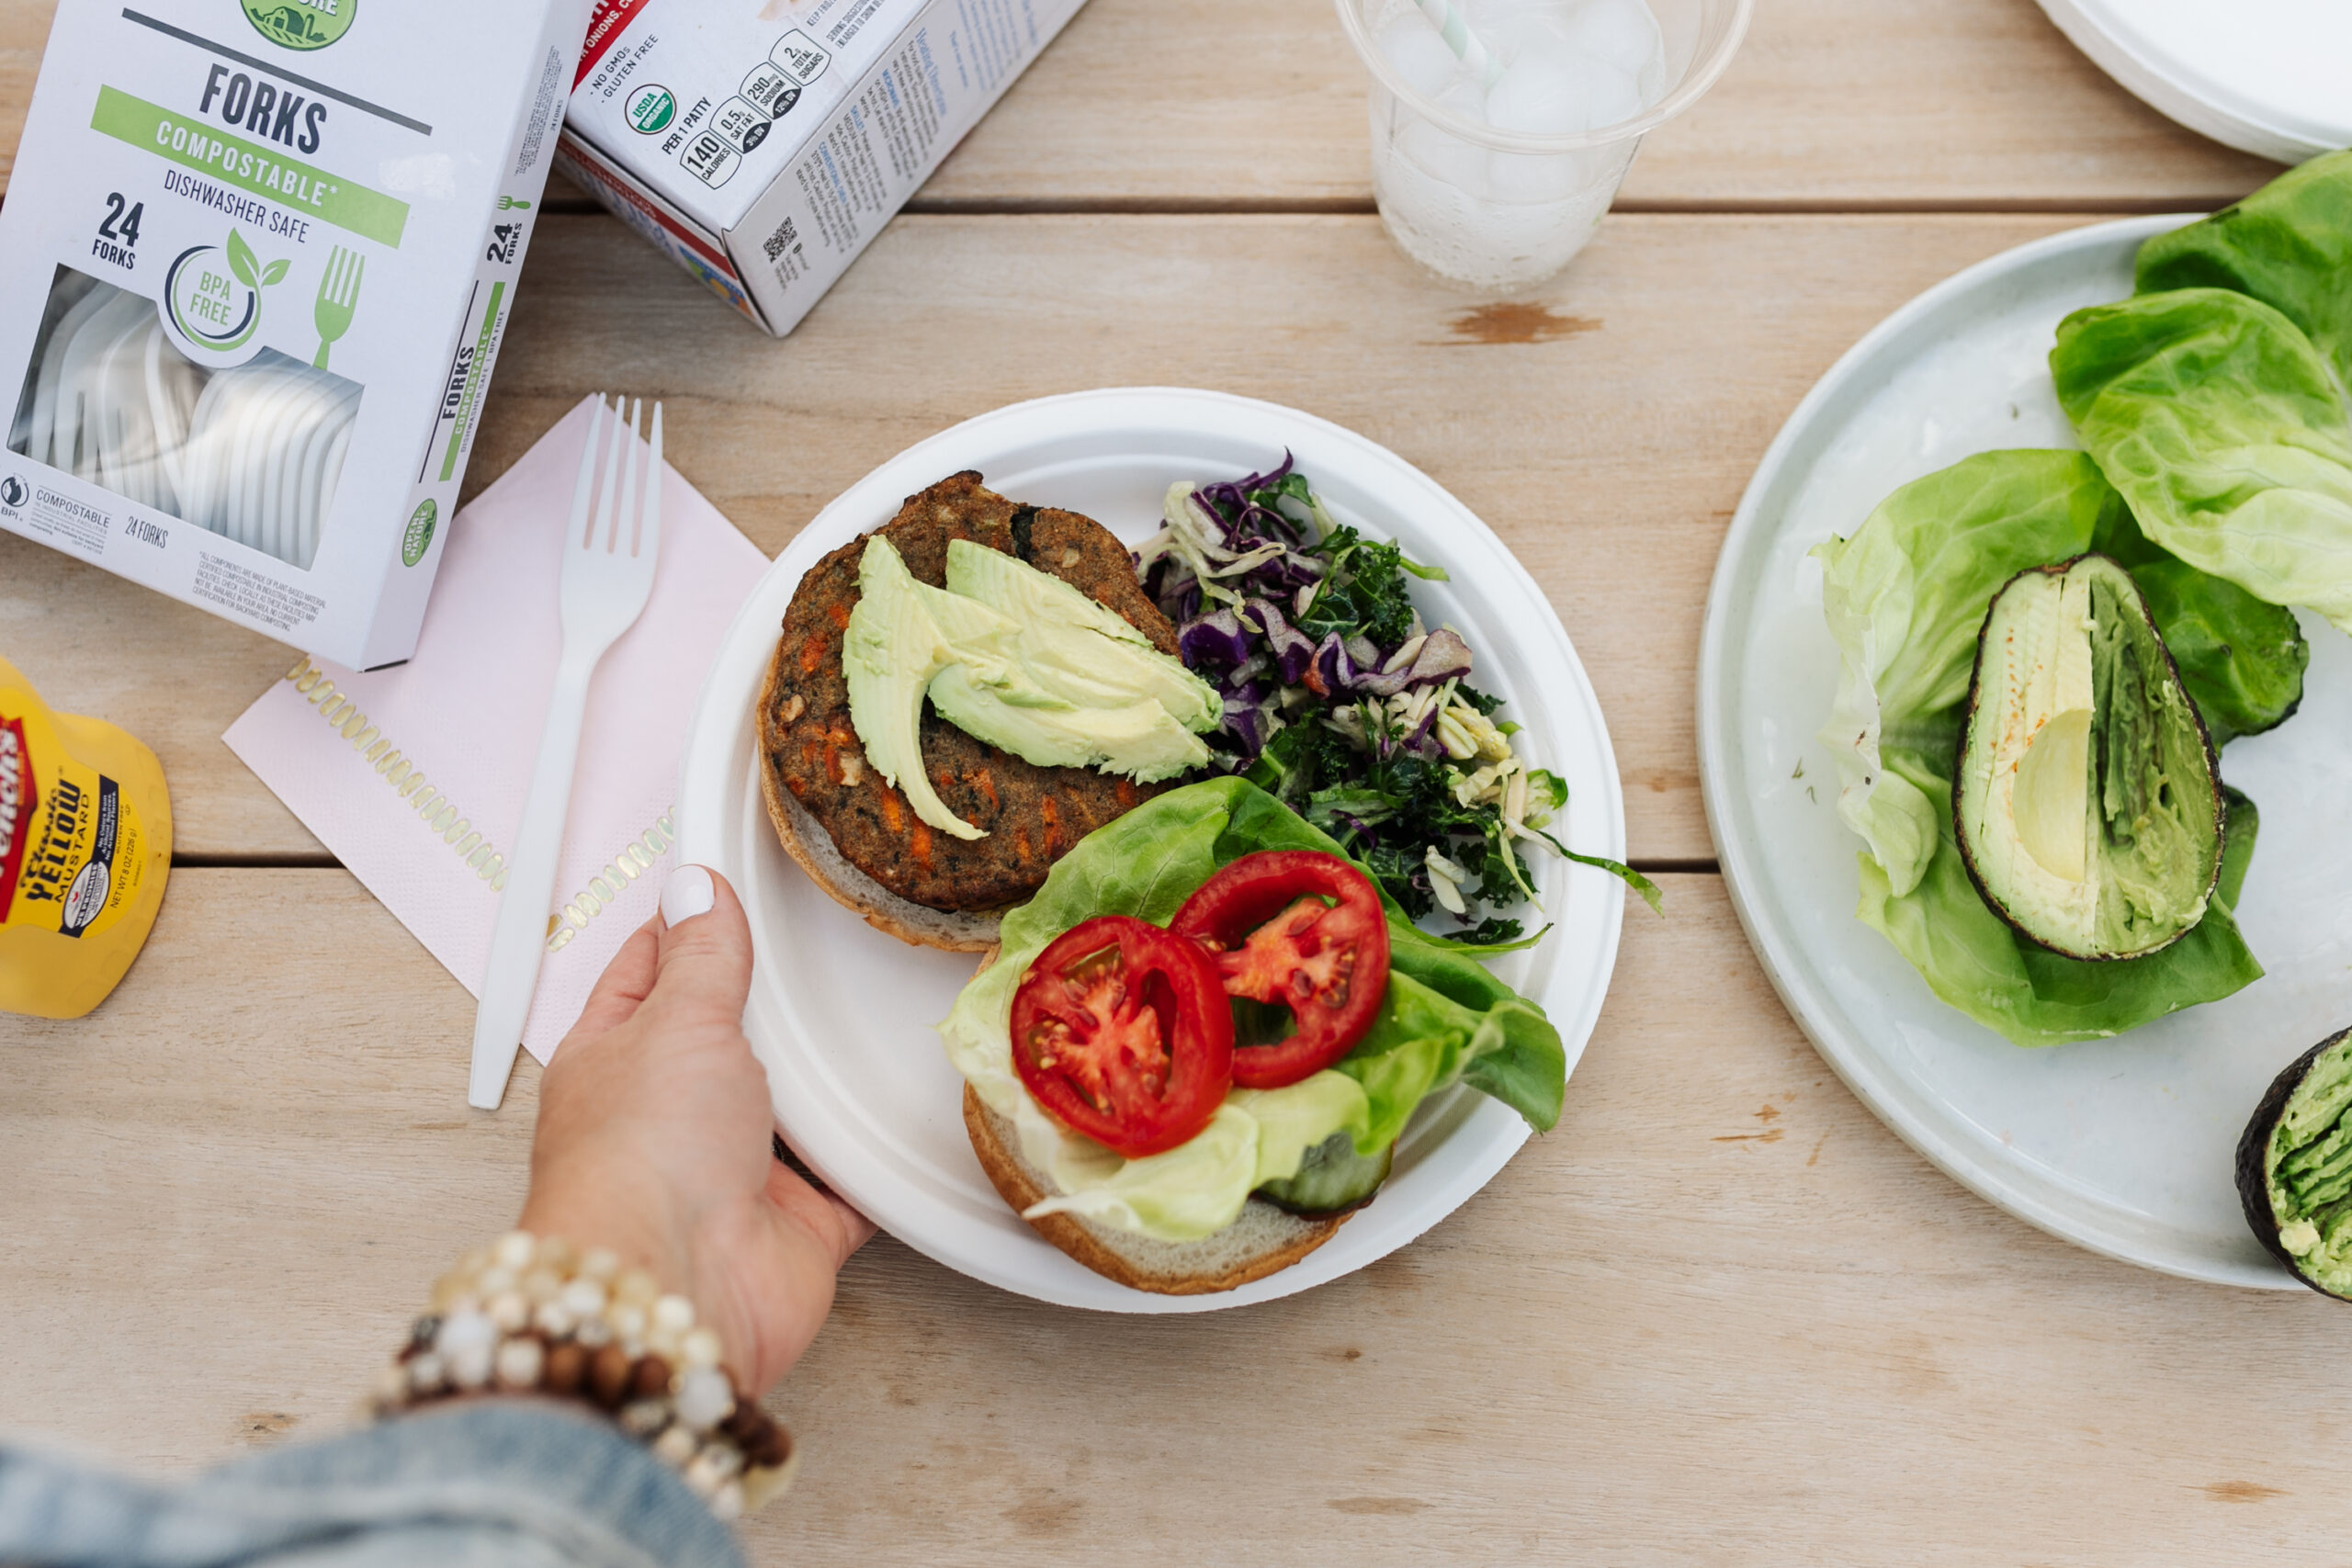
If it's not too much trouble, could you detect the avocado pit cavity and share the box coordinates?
[2013,706,2090,882]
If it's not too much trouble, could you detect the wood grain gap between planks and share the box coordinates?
[537,180,2250,222]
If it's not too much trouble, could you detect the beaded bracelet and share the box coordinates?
[372,1232,794,1520]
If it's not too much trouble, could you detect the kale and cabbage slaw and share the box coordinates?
[1133,455,1657,942]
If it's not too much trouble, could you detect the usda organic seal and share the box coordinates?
[627,84,677,135]
[401,499,436,567]
[243,0,356,50]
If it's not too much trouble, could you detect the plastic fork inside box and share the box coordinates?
[0,0,595,669]
[558,0,1087,335]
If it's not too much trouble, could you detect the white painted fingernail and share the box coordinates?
[661,864,715,927]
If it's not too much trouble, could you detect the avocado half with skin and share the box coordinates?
[2238,1029,2352,1300]
[1953,553,2223,962]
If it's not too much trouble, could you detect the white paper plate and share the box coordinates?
[677,388,1628,1312]
[2035,0,2352,164]
[1698,219,2352,1290]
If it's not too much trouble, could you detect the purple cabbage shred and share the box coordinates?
[1137,456,1476,773]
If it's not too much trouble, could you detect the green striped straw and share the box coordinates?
[1414,0,1504,89]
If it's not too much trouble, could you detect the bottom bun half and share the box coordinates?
[963,1084,1347,1295]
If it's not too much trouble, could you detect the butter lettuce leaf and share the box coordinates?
[1229,1077,1377,1187]
[1860,787,2263,1045]
[1815,450,2128,896]
[2134,151,2352,395]
[2052,288,2352,636]
[2082,497,2311,746]
[1343,971,1563,1147]
[936,777,1565,1240]
[2117,558,2308,746]
[1815,449,2271,1045]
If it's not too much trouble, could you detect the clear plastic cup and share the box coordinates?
[1338,0,1752,291]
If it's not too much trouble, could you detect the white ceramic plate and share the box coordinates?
[2034,0,2352,164]
[677,388,1628,1312]
[1700,218,2352,1290]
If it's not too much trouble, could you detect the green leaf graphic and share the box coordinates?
[261,258,289,287]
[226,229,260,290]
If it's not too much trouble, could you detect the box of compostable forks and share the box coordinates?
[0,0,595,670]
[556,0,1087,334]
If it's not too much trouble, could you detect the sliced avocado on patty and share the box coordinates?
[766,473,1182,915]
[2239,1029,2352,1300]
[944,539,1221,735]
[844,534,1219,835]
[1953,553,2223,961]
[843,535,1012,840]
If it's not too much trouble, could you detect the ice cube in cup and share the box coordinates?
[1467,181,1611,268]
[1395,81,1493,186]
[1561,0,1667,92]
[1487,143,1618,204]
[1377,10,1467,99]
[1464,0,1577,62]
[1486,47,1641,134]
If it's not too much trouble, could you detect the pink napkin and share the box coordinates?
[225,395,768,1063]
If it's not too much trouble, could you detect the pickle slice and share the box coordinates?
[1256,1131,1394,1216]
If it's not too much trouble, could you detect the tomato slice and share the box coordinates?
[1168,851,1390,1089]
[1010,915,1235,1158]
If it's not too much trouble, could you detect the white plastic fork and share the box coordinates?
[469,395,665,1110]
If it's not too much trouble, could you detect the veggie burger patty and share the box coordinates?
[762,471,1180,912]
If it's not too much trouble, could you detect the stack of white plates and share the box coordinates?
[2036,0,2352,164]
[13,277,359,570]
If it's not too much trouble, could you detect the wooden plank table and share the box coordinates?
[1,0,2335,1560]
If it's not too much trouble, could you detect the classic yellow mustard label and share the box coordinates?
[0,657,172,1019]
[2,718,149,941]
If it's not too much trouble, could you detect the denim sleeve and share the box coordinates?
[0,1401,745,1568]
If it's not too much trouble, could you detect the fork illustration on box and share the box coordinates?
[313,246,363,370]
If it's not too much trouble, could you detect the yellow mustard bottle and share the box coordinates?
[0,656,172,1019]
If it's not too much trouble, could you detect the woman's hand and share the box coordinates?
[519,865,873,1395]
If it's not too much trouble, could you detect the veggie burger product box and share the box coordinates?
[559,0,1084,335]
[0,0,594,670]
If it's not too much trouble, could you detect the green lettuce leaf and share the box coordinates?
[2134,151,2352,395]
[1859,787,2262,1046]
[936,777,1565,1241]
[2121,558,2308,746]
[1815,449,2270,1046]
[1815,450,2127,896]
[2079,498,2311,745]
[2051,287,2352,636]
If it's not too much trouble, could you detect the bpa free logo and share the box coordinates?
[164,227,288,358]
